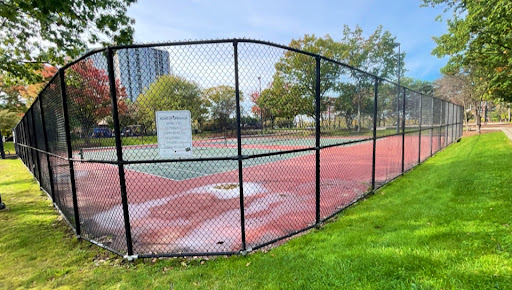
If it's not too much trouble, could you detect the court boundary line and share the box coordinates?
[123,149,318,182]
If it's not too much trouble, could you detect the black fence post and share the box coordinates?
[446,102,449,146]
[371,78,378,190]
[39,96,56,201]
[59,69,81,237]
[30,108,43,185]
[0,131,4,159]
[430,97,434,157]
[448,103,451,145]
[23,117,34,174]
[396,80,401,134]
[441,101,445,148]
[448,103,451,144]
[418,94,422,164]
[452,105,455,141]
[440,101,444,147]
[401,88,406,174]
[27,111,37,175]
[452,104,454,143]
[233,41,247,252]
[452,104,455,142]
[460,106,463,138]
[107,47,135,258]
[315,56,321,225]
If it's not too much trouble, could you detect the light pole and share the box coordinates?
[394,42,401,133]
[258,76,263,134]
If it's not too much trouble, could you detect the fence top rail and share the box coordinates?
[14,38,463,131]
[106,38,454,102]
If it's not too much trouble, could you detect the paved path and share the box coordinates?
[482,126,512,141]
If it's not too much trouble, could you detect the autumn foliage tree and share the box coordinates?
[19,66,58,107]
[65,59,127,144]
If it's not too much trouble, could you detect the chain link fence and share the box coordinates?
[14,39,463,259]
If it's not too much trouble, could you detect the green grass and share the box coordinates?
[1,132,511,289]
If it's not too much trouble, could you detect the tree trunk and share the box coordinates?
[327,105,331,130]
[345,116,352,130]
[83,124,92,146]
[483,102,487,125]
[476,106,481,134]
[508,107,510,122]
[463,103,469,132]
[464,111,469,132]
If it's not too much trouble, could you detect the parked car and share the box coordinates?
[91,127,112,138]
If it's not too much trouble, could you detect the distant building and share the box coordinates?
[114,47,171,102]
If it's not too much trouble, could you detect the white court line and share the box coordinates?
[125,163,230,182]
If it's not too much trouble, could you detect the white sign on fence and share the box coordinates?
[156,110,192,157]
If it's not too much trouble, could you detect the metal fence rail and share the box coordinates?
[14,39,464,259]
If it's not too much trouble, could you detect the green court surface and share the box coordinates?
[124,150,313,181]
[80,136,364,180]
[83,146,314,181]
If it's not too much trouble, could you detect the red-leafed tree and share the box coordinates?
[250,91,262,115]
[250,90,268,128]
[65,59,127,144]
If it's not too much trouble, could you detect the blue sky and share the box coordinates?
[127,0,449,82]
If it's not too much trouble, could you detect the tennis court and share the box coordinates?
[79,134,366,180]
[68,134,439,254]
[14,38,463,258]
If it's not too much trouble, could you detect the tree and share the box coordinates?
[334,83,358,130]
[0,0,136,83]
[65,59,127,144]
[19,66,58,107]
[374,81,400,128]
[0,109,20,137]
[400,77,435,95]
[0,75,26,113]
[250,91,264,129]
[435,72,482,133]
[340,25,403,132]
[274,34,343,118]
[136,75,206,131]
[203,86,242,133]
[256,75,308,129]
[422,0,512,101]
[341,25,403,79]
[272,26,404,132]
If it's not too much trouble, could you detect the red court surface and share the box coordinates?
[71,134,447,255]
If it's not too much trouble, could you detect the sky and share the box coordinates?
[126,0,450,83]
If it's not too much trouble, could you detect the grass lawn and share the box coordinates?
[1,132,511,289]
